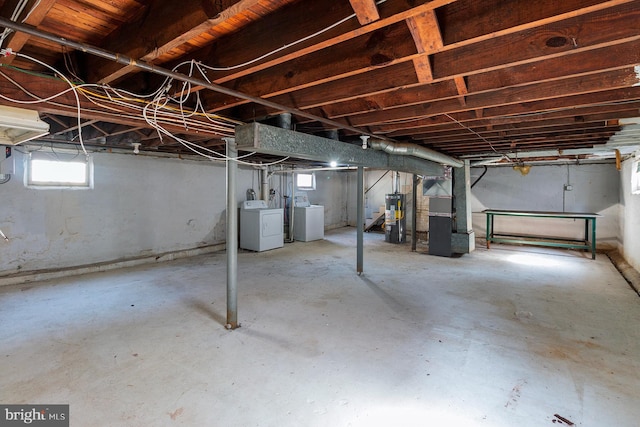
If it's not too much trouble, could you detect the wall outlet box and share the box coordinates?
[564,184,573,191]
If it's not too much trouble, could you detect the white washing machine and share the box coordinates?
[240,200,284,252]
[293,192,325,242]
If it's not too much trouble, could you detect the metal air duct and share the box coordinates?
[369,139,464,168]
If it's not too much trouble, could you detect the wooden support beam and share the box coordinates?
[87,0,262,84]
[317,39,640,119]
[207,2,639,117]
[400,110,637,139]
[453,76,468,106]
[349,0,381,25]
[370,87,640,134]
[348,68,640,126]
[236,36,639,123]
[115,0,456,92]
[379,103,640,136]
[412,56,434,83]
[406,9,442,85]
[406,10,443,54]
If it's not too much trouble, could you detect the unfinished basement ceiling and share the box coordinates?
[0,0,639,164]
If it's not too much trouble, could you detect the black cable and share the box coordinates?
[471,166,488,189]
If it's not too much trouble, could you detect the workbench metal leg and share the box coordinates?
[591,218,597,260]
[486,213,491,249]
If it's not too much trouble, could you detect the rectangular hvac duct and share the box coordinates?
[235,123,445,176]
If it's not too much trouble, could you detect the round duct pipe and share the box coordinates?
[369,139,464,168]
[277,113,292,130]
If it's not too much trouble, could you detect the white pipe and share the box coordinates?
[470,157,504,167]
[289,171,295,242]
[270,166,357,174]
[370,139,464,168]
[261,167,269,202]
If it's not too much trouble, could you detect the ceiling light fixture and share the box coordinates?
[0,106,49,145]
[359,135,369,149]
[513,163,531,175]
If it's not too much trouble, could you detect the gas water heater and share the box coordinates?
[384,193,406,244]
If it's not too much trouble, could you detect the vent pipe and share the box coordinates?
[370,139,464,168]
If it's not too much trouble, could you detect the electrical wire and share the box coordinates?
[0,65,262,162]
[0,0,398,165]
[15,52,88,156]
[0,0,30,50]
[443,113,506,157]
[0,43,300,164]
[172,0,388,73]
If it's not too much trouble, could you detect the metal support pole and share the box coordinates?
[288,171,296,242]
[225,138,239,330]
[357,166,364,275]
[412,174,418,252]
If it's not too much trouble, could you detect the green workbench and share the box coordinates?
[483,209,601,259]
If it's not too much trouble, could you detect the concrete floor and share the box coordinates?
[1,228,639,426]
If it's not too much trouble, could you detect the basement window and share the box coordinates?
[296,172,316,191]
[26,152,93,189]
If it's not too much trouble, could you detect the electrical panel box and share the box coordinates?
[0,146,15,175]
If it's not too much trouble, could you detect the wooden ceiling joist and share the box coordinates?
[0,0,638,159]
[349,0,381,25]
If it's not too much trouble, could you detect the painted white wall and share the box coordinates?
[0,149,256,276]
[265,170,350,230]
[619,157,640,270]
[0,151,353,276]
[306,170,350,229]
[470,163,620,249]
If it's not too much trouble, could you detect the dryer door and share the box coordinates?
[261,211,283,238]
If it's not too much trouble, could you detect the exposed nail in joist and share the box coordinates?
[348,0,380,25]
